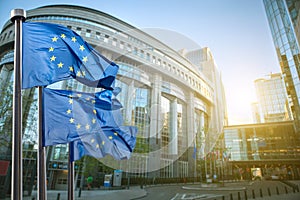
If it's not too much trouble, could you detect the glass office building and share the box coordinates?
[0,5,227,189]
[253,73,292,123]
[263,0,300,132]
[224,121,300,180]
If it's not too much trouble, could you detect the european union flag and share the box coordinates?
[43,88,123,146]
[70,126,137,161]
[22,22,119,89]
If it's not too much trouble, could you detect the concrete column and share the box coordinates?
[169,98,177,155]
[186,92,195,177]
[149,74,162,144]
[125,80,134,124]
[199,111,206,159]
[148,74,161,177]
[0,64,13,89]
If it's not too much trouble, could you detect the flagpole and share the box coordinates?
[68,142,75,200]
[10,9,26,200]
[38,86,47,200]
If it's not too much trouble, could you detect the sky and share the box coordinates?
[0,0,281,125]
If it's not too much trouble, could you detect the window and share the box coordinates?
[120,41,124,49]
[85,29,91,37]
[112,38,117,46]
[76,27,81,35]
[104,35,109,43]
[96,32,101,40]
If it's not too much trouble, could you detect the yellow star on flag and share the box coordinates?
[102,141,105,145]
[76,124,81,129]
[114,132,118,136]
[71,37,77,42]
[60,33,66,39]
[69,66,74,72]
[108,136,113,140]
[50,55,56,62]
[57,62,64,68]
[85,124,90,130]
[76,94,82,97]
[69,118,74,123]
[79,45,85,51]
[68,99,73,104]
[49,47,54,52]
[96,144,99,148]
[82,56,88,63]
[93,109,97,114]
[66,109,72,114]
[91,139,95,143]
[76,71,82,77]
[92,118,96,124]
[52,36,58,42]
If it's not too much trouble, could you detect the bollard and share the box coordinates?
[244,190,248,200]
[268,187,271,196]
[229,193,233,200]
[259,188,263,198]
[78,187,82,197]
[276,186,279,195]
[285,186,288,194]
[237,192,241,200]
[252,189,255,199]
[222,196,225,200]
[56,193,60,200]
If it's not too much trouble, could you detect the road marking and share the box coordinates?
[170,193,221,200]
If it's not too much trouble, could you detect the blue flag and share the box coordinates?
[42,88,123,146]
[22,22,119,89]
[193,141,197,159]
[70,126,138,161]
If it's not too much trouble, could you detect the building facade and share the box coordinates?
[263,0,300,132]
[224,121,300,180]
[0,5,227,190]
[253,73,292,123]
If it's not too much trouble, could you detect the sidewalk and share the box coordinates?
[19,186,147,200]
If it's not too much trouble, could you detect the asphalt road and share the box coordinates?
[138,181,300,200]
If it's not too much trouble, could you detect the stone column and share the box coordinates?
[124,80,135,124]
[169,98,178,155]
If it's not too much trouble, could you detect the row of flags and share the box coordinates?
[22,21,137,161]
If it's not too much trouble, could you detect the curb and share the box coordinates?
[182,186,246,191]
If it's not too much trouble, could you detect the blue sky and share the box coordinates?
[0,0,280,125]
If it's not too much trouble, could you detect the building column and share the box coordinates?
[186,92,195,177]
[148,74,161,177]
[199,111,206,159]
[149,74,162,141]
[169,98,178,155]
[124,80,135,124]
[0,64,13,90]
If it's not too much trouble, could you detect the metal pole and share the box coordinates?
[68,142,75,200]
[10,9,26,200]
[38,86,47,200]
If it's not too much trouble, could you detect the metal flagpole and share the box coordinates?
[68,142,75,200]
[10,9,26,200]
[38,86,47,200]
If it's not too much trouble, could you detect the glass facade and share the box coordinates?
[254,73,291,122]
[224,121,300,179]
[263,0,300,132]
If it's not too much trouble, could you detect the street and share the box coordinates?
[139,180,300,200]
